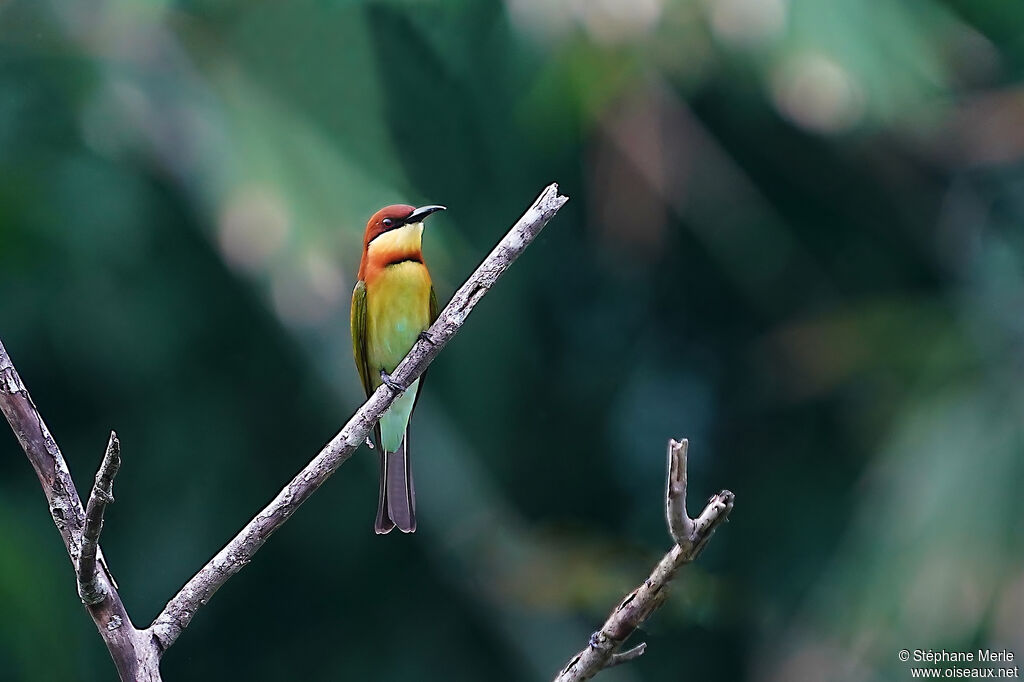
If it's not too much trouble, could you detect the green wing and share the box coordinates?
[351,280,373,399]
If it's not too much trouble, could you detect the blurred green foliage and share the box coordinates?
[2,0,1024,680]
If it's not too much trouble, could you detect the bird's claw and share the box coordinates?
[380,370,405,393]
[588,631,602,649]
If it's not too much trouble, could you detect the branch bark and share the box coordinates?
[78,431,121,605]
[553,438,735,682]
[0,183,568,681]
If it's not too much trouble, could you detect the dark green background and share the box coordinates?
[2,1,1023,680]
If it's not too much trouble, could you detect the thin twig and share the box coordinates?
[607,643,646,667]
[149,183,569,650]
[78,431,122,605]
[666,438,693,546]
[553,438,735,682]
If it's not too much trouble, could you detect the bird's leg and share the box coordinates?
[417,330,436,345]
[379,369,406,393]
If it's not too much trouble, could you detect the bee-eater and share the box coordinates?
[351,203,444,534]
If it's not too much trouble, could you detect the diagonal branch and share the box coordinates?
[149,183,569,650]
[78,431,122,605]
[553,438,735,682]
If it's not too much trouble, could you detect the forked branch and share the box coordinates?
[553,438,735,682]
[0,345,158,681]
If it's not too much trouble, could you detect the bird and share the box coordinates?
[351,203,445,534]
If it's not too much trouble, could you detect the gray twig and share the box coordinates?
[607,643,647,667]
[78,431,122,605]
[666,438,693,545]
[553,438,735,682]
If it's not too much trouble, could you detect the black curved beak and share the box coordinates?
[406,205,446,223]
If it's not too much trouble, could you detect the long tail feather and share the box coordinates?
[385,433,416,533]
[374,448,395,534]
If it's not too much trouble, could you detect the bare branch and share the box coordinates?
[0,346,86,556]
[0,342,161,681]
[78,431,122,605]
[149,183,569,650]
[690,490,735,558]
[553,439,735,682]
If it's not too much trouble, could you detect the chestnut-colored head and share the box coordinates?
[363,204,415,247]
[358,203,446,279]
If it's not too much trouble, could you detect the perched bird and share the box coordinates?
[351,203,444,533]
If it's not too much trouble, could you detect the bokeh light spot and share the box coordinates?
[771,53,865,133]
[706,0,788,47]
[217,185,291,272]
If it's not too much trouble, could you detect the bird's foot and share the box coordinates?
[417,330,437,345]
[380,370,405,393]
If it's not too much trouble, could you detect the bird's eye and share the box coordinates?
[383,218,394,228]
